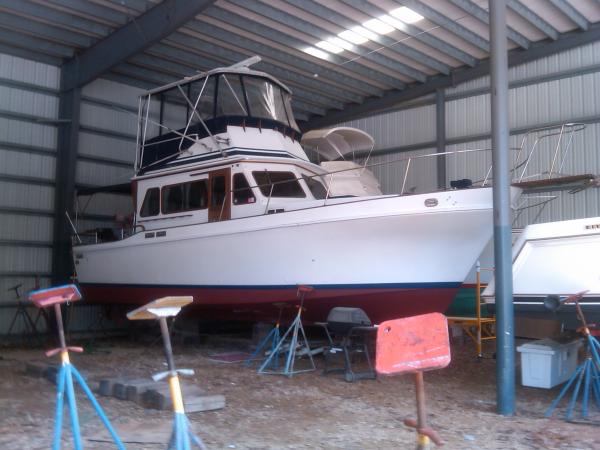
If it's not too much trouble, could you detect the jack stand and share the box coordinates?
[258,286,316,377]
[245,303,286,370]
[28,285,125,450]
[403,372,443,450]
[127,296,207,450]
[6,283,42,346]
[376,313,449,449]
[545,292,600,420]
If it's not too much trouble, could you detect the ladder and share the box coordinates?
[446,263,496,358]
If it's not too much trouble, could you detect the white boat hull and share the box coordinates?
[484,216,600,327]
[75,188,498,322]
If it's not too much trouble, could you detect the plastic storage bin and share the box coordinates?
[517,338,581,388]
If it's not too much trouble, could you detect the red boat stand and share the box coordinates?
[376,312,451,449]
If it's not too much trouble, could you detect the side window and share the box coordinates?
[303,175,327,200]
[140,188,160,217]
[252,171,306,198]
[233,173,255,205]
[163,184,184,214]
[188,180,208,209]
[162,180,208,214]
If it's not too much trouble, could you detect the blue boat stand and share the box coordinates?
[545,294,600,420]
[48,302,126,450]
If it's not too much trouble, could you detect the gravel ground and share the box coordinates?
[0,335,598,450]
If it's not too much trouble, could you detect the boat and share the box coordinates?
[71,57,519,323]
[483,216,600,329]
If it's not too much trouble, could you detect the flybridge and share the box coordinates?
[135,56,301,174]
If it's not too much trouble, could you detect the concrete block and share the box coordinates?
[98,377,129,397]
[113,378,153,400]
[125,380,164,403]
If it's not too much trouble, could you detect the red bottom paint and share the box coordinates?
[79,284,459,324]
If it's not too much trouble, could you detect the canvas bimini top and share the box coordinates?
[136,64,300,173]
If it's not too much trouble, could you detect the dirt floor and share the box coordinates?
[0,331,598,450]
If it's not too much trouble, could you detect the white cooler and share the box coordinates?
[517,338,582,388]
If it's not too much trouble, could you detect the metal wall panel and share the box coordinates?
[78,131,135,164]
[82,78,145,108]
[446,71,600,139]
[0,85,58,119]
[0,52,60,334]
[75,160,133,187]
[447,41,600,95]
[0,117,56,149]
[0,53,60,90]
[0,181,54,211]
[367,147,438,195]
[446,94,491,139]
[0,246,51,273]
[509,72,600,129]
[75,196,134,226]
[75,77,140,238]
[0,214,53,242]
[0,148,55,179]
[80,102,138,136]
[343,104,436,149]
[510,40,600,81]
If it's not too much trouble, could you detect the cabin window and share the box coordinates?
[253,171,306,198]
[303,175,328,200]
[162,180,208,214]
[140,188,160,217]
[216,75,247,117]
[233,173,255,205]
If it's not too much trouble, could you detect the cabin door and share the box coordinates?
[208,168,231,222]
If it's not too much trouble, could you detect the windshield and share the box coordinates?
[244,77,288,125]
[139,73,299,152]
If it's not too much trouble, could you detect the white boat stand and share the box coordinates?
[127,296,207,450]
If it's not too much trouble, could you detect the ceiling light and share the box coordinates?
[363,18,395,35]
[390,6,424,24]
[303,46,329,60]
[316,40,344,54]
[380,15,406,30]
[338,29,369,44]
[328,37,354,51]
[351,25,379,41]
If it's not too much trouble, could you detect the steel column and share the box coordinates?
[490,0,515,416]
[436,89,446,190]
[52,69,80,284]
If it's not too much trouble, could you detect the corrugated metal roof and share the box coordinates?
[0,0,598,124]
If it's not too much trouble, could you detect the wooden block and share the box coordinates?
[184,394,226,413]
